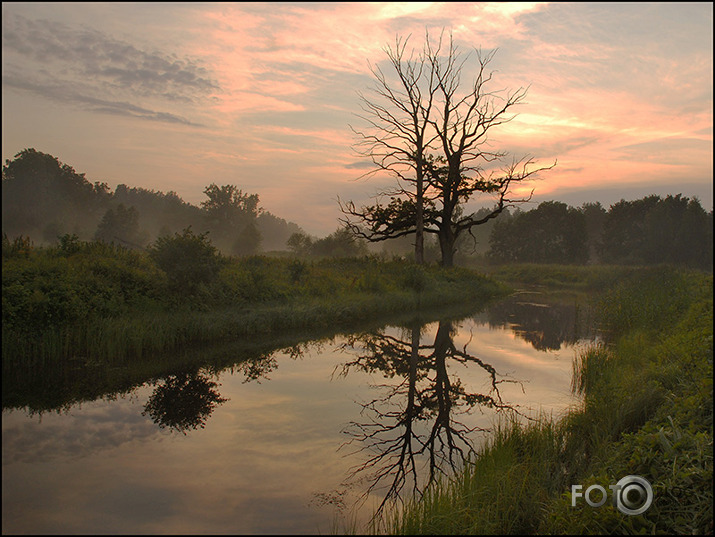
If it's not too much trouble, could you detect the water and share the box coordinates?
[2,290,596,534]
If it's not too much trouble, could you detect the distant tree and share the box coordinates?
[310,227,369,258]
[112,184,204,241]
[579,202,607,264]
[201,183,262,255]
[641,195,712,267]
[232,221,262,256]
[453,205,512,264]
[287,228,368,258]
[256,212,304,251]
[600,194,712,268]
[2,148,109,240]
[94,203,147,247]
[287,232,314,257]
[599,196,661,264]
[488,201,588,264]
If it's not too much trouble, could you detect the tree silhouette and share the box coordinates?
[201,183,262,256]
[94,203,147,247]
[341,31,554,267]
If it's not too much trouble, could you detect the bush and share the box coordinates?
[148,227,223,294]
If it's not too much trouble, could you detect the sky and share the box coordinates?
[2,2,713,236]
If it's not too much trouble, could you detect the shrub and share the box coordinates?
[148,227,223,294]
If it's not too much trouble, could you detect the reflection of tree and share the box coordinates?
[233,354,279,383]
[337,320,522,518]
[232,342,319,383]
[481,294,591,351]
[142,370,228,434]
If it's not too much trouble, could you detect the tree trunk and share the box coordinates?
[415,174,425,264]
[439,227,456,267]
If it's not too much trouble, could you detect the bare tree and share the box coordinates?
[345,33,443,264]
[341,31,555,267]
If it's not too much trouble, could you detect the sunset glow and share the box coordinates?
[2,2,712,235]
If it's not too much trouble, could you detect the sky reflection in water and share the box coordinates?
[2,294,593,534]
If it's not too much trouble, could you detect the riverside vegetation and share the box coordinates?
[2,230,508,367]
[377,266,713,535]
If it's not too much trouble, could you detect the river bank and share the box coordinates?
[379,266,713,534]
[2,238,508,374]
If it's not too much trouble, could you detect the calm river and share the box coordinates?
[2,290,596,534]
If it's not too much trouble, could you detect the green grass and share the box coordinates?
[2,240,509,365]
[380,266,713,535]
[484,263,641,291]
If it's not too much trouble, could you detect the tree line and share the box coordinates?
[3,148,711,269]
[485,197,712,269]
[1,148,302,255]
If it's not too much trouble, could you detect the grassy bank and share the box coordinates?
[380,266,713,535]
[2,237,508,365]
[483,262,641,291]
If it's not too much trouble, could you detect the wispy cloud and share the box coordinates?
[2,12,218,125]
[2,74,204,126]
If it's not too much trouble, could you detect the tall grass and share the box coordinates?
[382,266,713,535]
[387,416,566,535]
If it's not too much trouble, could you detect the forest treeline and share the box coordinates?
[1,148,303,254]
[2,148,713,269]
[485,197,713,269]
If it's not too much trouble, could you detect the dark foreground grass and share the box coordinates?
[379,267,713,535]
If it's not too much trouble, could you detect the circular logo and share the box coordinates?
[614,475,653,515]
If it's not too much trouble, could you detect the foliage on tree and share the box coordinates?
[256,212,304,251]
[484,195,712,269]
[201,183,262,256]
[2,149,302,255]
[287,232,314,256]
[312,227,369,258]
[112,183,205,240]
[232,221,262,256]
[2,148,110,241]
[94,203,147,247]
[287,227,369,258]
[579,202,607,263]
[599,194,713,268]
